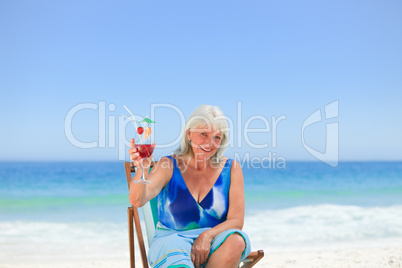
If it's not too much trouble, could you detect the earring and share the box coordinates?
[188,139,192,145]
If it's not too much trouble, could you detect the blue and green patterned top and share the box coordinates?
[157,156,233,231]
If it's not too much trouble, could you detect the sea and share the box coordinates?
[1,161,402,262]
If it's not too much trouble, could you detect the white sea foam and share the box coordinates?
[1,204,402,263]
[243,204,402,251]
[0,221,131,262]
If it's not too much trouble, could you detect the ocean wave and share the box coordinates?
[243,204,402,249]
[1,204,402,260]
[0,194,129,211]
[0,221,129,261]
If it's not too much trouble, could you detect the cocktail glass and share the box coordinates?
[132,143,156,184]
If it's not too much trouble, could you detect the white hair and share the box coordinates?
[174,104,229,164]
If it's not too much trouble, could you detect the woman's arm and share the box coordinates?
[191,159,245,267]
[128,144,173,207]
[203,159,245,238]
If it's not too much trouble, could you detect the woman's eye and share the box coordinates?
[201,132,207,136]
[215,136,221,140]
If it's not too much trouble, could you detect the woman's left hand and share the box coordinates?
[191,231,213,268]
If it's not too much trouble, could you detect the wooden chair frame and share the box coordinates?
[125,161,264,268]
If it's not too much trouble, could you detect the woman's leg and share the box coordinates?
[148,232,194,268]
[204,233,246,268]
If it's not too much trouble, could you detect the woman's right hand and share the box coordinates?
[128,138,153,168]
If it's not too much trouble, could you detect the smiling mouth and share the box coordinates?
[199,146,212,152]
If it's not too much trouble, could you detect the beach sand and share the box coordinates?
[1,245,401,268]
[261,246,402,268]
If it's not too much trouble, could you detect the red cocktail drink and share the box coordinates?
[133,144,155,159]
[123,105,156,184]
[133,143,155,184]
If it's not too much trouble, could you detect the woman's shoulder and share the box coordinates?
[222,156,237,166]
[221,156,230,166]
[226,158,242,171]
[160,155,174,161]
[168,154,180,163]
[158,155,174,162]
[154,155,175,170]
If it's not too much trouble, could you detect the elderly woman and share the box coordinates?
[128,104,251,268]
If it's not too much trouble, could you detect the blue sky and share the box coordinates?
[0,0,401,162]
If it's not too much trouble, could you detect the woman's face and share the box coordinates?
[187,126,222,158]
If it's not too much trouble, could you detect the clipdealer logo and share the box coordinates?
[64,100,339,167]
[301,100,339,167]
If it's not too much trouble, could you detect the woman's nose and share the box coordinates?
[206,138,216,148]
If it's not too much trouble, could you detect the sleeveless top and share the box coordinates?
[157,156,233,231]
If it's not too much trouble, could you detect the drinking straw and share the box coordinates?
[123,105,143,144]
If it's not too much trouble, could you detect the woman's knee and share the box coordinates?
[225,233,246,254]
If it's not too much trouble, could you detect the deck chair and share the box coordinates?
[124,161,264,268]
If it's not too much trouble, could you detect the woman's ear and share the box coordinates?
[186,129,193,141]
